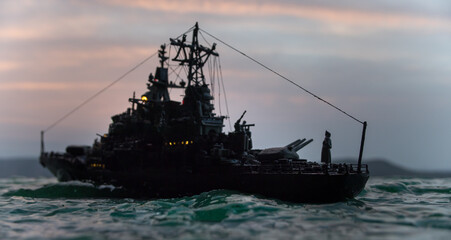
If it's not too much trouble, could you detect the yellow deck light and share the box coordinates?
[141,95,148,102]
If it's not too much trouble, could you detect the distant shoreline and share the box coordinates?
[336,158,451,178]
[0,157,52,178]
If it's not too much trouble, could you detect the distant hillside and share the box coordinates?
[0,158,52,178]
[365,159,414,176]
[337,158,451,178]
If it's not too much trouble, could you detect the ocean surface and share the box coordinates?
[0,177,450,240]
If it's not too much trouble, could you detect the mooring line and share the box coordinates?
[199,28,364,125]
[43,51,159,133]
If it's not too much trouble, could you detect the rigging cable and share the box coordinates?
[174,25,196,40]
[199,30,212,48]
[215,57,223,117]
[218,57,232,130]
[43,51,159,133]
[201,29,231,128]
[199,29,364,125]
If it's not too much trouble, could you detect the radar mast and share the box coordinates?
[170,22,218,87]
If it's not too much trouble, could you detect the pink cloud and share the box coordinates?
[39,46,156,68]
[0,61,19,72]
[106,0,451,32]
[0,81,104,91]
[0,15,109,41]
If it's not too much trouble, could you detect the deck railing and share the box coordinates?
[246,160,369,175]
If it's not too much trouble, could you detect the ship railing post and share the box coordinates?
[357,121,367,173]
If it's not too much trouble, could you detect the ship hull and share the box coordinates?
[40,155,369,203]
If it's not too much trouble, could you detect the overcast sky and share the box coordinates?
[1,0,450,171]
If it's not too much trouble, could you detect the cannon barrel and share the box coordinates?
[293,139,313,152]
[285,139,305,150]
[285,139,301,149]
[237,110,247,122]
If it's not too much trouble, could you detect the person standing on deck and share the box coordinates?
[321,131,332,164]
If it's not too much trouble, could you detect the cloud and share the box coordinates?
[2,44,157,76]
[0,61,19,72]
[39,46,156,68]
[105,0,451,32]
[0,13,108,41]
[0,81,104,91]
[0,27,43,41]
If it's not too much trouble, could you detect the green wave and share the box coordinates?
[372,181,451,195]
[2,182,126,198]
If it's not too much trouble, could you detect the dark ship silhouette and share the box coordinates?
[40,23,369,203]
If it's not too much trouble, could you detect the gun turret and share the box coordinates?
[258,138,313,162]
[234,110,247,132]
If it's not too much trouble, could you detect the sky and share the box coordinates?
[1,0,450,171]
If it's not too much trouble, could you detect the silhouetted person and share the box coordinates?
[321,131,332,164]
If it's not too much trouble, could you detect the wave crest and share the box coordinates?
[3,181,126,198]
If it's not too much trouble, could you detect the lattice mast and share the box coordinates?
[170,22,218,87]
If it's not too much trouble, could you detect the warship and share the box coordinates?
[40,23,369,203]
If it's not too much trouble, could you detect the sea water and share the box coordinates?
[0,177,450,240]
